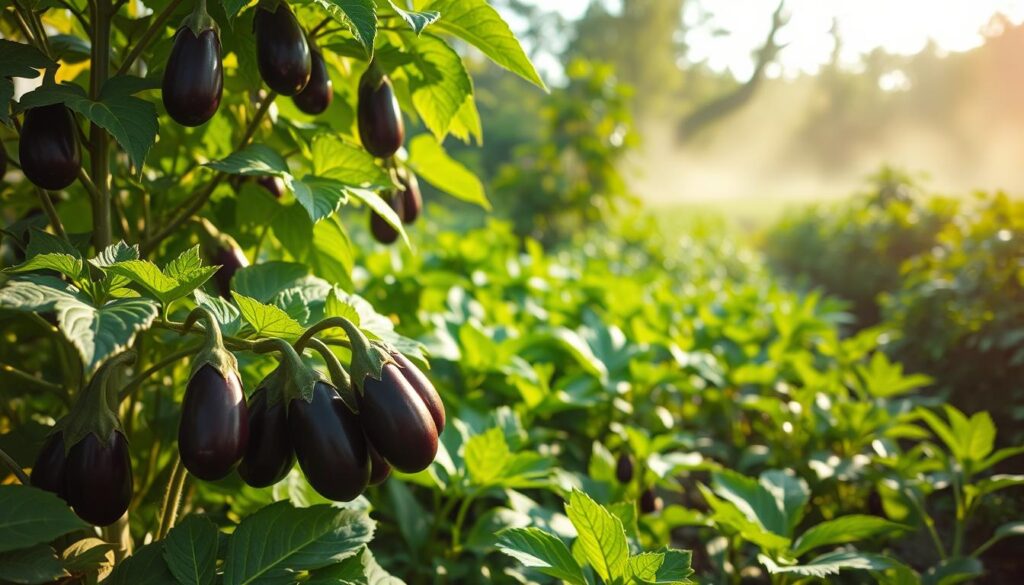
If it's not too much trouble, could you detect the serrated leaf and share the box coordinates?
[389,1,439,34]
[55,297,160,373]
[629,552,665,581]
[565,489,628,583]
[311,134,391,187]
[0,275,87,312]
[0,40,55,124]
[287,175,349,223]
[102,541,176,585]
[163,515,218,585]
[222,501,374,585]
[25,228,81,259]
[6,253,85,281]
[496,528,586,585]
[762,551,906,578]
[234,293,305,339]
[194,289,244,337]
[422,0,545,89]
[465,427,511,485]
[312,0,377,57]
[106,260,180,298]
[232,262,310,302]
[402,33,473,140]
[407,134,489,209]
[0,544,65,584]
[205,144,290,176]
[793,515,907,557]
[89,241,140,268]
[0,485,88,553]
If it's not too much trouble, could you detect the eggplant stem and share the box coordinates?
[0,447,30,485]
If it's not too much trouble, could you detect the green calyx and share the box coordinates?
[57,351,137,455]
[295,317,394,395]
[182,306,239,384]
[361,60,388,92]
[180,0,218,37]
[253,337,321,404]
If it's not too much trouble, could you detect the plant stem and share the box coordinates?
[1,363,69,406]
[0,447,30,485]
[157,457,188,539]
[102,515,132,561]
[449,491,478,555]
[90,0,113,252]
[905,485,946,560]
[118,343,202,402]
[35,188,69,243]
[115,0,185,77]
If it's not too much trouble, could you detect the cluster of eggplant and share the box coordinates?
[615,451,664,514]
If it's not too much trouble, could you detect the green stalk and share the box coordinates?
[90,0,113,251]
[0,447,30,485]
[157,457,188,539]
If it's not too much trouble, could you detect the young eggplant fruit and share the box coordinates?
[178,309,249,481]
[398,171,422,224]
[367,441,391,486]
[288,381,370,501]
[64,431,133,526]
[369,192,404,245]
[292,48,332,115]
[19,103,81,190]
[639,487,663,514]
[238,382,295,488]
[253,2,311,96]
[30,432,68,499]
[615,452,634,484]
[356,360,438,474]
[162,13,223,127]
[357,66,404,158]
[256,175,284,199]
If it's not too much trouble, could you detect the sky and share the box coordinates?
[503,0,1024,80]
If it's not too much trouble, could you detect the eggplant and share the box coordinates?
[389,352,444,433]
[367,441,391,486]
[292,48,332,115]
[356,362,438,474]
[30,432,67,499]
[288,381,369,501]
[238,387,295,487]
[256,175,284,199]
[369,193,403,245]
[162,26,223,126]
[639,487,662,514]
[212,244,248,298]
[253,2,311,96]
[64,432,133,526]
[357,70,403,158]
[19,103,81,191]
[178,365,249,481]
[615,452,633,484]
[398,171,422,224]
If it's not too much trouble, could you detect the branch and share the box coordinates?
[0,447,31,485]
[114,0,186,77]
[35,188,70,243]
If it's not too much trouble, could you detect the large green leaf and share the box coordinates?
[712,470,788,537]
[222,501,374,585]
[0,544,65,585]
[388,1,439,34]
[0,486,87,554]
[312,0,377,56]
[496,528,586,585]
[6,254,85,282]
[565,489,628,583]
[0,40,55,124]
[421,0,545,89]
[205,144,290,176]
[792,515,907,557]
[465,427,511,485]
[163,515,219,585]
[0,275,87,312]
[310,134,391,186]
[402,33,473,140]
[234,293,306,339]
[407,134,489,209]
[102,542,176,585]
[287,175,349,223]
[231,262,310,303]
[344,187,410,246]
[628,548,695,584]
[761,551,906,578]
[55,297,160,372]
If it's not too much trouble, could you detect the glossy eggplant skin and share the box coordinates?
[390,352,444,433]
[357,72,404,158]
[238,388,295,487]
[178,365,249,480]
[64,432,132,526]
[398,172,422,224]
[19,104,81,191]
[292,49,332,115]
[369,193,403,245]
[357,364,438,474]
[212,245,248,298]
[30,433,67,499]
[615,452,633,484]
[367,441,391,486]
[162,27,223,126]
[253,3,311,96]
[288,382,369,501]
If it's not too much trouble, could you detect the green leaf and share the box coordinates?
[712,469,788,537]
[407,134,489,209]
[61,538,115,574]
[102,541,177,585]
[422,0,545,89]
[310,134,391,186]
[0,275,87,312]
[762,551,906,578]
[0,544,65,585]
[565,489,628,583]
[308,217,356,290]
[89,241,140,268]
[163,515,219,585]
[105,252,219,305]
[222,0,249,18]
[232,262,310,303]
[6,253,85,282]
[961,410,996,463]
[222,501,374,585]
[759,470,810,536]
[25,228,82,259]
[388,1,439,34]
[647,548,695,584]
[792,515,907,557]
[205,144,290,176]
[287,175,349,223]
[106,261,180,299]
[918,408,961,459]
[629,552,665,581]
[922,557,983,585]
[856,352,932,398]
[312,0,377,57]
[345,187,410,246]
[55,297,160,373]
[234,293,305,339]
[384,479,429,553]
[402,33,473,140]
[465,427,511,485]
[0,40,55,124]
[975,521,1024,557]
[496,528,586,585]
[0,485,88,553]
[194,289,244,337]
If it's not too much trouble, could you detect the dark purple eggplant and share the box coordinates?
[390,352,444,433]
[292,48,332,115]
[30,432,67,499]
[357,70,403,158]
[178,365,249,481]
[367,441,391,486]
[357,363,438,474]
[162,26,223,126]
[369,193,403,245]
[64,431,132,526]
[639,487,662,514]
[615,452,633,484]
[288,381,369,501]
[253,2,311,96]
[256,175,284,199]
[212,244,248,298]
[238,387,295,487]
[19,103,81,190]
[398,171,422,224]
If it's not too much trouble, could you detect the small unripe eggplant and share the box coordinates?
[288,381,369,501]
[398,171,422,224]
[19,104,81,191]
[212,244,248,298]
[389,352,444,433]
[64,432,132,526]
[253,2,311,96]
[292,48,332,115]
[367,441,391,486]
[615,452,633,484]
[238,387,295,487]
[162,26,223,126]
[369,193,403,245]
[357,362,438,474]
[357,70,404,158]
[639,487,662,515]
[178,365,249,481]
[30,433,67,499]
[256,175,284,199]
